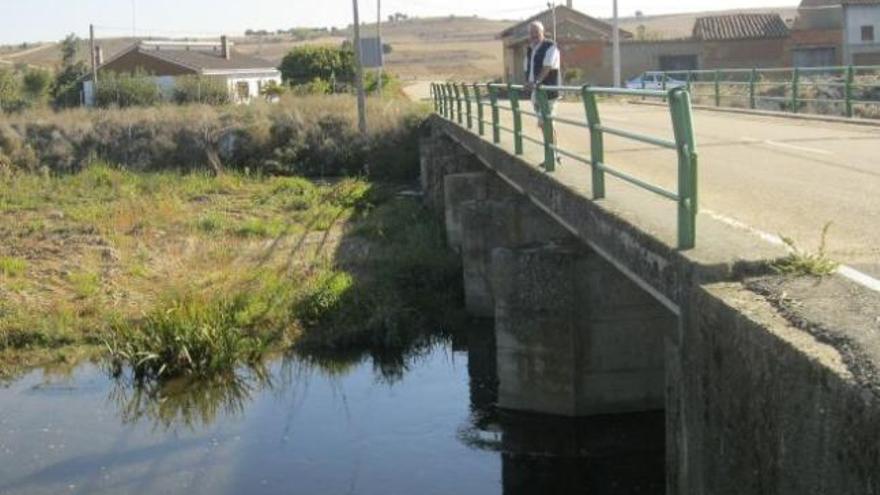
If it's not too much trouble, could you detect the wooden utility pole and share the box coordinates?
[352,0,368,134]
[377,0,383,98]
[90,24,98,90]
[612,0,621,87]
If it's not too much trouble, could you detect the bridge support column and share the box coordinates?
[492,243,673,416]
[459,195,571,317]
[419,133,483,215]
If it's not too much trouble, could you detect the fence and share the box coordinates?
[430,82,699,250]
[643,66,880,119]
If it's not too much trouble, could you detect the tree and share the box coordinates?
[278,45,355,85]
[22,68,53,103]
[60,33,80,67]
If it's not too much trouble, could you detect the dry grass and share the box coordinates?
[0,162,462,381]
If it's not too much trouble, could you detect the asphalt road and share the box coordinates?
[493,100,879,281]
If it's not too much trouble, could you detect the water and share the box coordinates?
[0,327,664,494]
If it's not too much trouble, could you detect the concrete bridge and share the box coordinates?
[420,85,880,494]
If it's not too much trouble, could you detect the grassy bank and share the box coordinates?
[0,94,427,181]
[0,165,462,381]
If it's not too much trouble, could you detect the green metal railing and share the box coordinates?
[644,65,880,119]
[429,82,699,250]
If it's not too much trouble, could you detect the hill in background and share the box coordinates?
[0,6,799,80]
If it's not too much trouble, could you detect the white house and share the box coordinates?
[82,36,282,106]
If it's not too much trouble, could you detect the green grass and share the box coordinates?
[0,257,27,277]
[68,271,101,299]
[1,164,460,383]
[773,222,839,277]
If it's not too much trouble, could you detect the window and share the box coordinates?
[236,81,250,100]
[862,25,875,42]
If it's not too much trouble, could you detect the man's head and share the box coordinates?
[528,21,545,46]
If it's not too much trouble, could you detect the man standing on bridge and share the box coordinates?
[523,20,561,165]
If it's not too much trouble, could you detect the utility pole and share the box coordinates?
[132,0,137,37]
[352,0,368,134]
[90,24,98,90]
[548,1,561,82]
[377,0,383,98]
[612,0,621,87]
[547,2,558,41]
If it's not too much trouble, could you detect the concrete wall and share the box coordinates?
[843,5,880,64]
[702,38,788,70]
[845,5,880,45]
[670,282,880,495]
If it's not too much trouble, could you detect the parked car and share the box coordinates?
[625,73,686,90]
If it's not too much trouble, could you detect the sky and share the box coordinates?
[1,0,798,45]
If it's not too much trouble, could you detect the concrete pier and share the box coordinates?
[492,243,673,416]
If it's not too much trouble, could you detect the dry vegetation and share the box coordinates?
[0,96,463,382]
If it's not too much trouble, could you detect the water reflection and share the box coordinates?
[0,322,664,494]
[460,321,666,495]
[108,369,270,431]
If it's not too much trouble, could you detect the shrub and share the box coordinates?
[0,95,428,179]
[173,75,230,105]
[96,70,163,108]
[279,45,356,85]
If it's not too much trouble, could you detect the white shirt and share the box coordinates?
[524,41,561,84]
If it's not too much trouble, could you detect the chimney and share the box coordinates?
[567,0,573,8]
[221,35,230,60]
[95,46,104,66]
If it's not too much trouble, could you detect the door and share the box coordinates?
[793,47,836,67]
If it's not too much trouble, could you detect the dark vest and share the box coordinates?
[526,40,560,99]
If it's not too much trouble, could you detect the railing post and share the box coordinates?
[662,72,668,92]
[462,83,473,130]
[489,85,500,144]
[453,83,463,124]
[749,68,757,109]
[845,65,854,118]
[791,67,800,114]
[445,82,454,120]
[582,85,605,200]
[508,83,523,155]
[686,71,692,94]
[536,88,556,171]
[714,69,721,107]
[474,84,485,136]
[668,87,698,250]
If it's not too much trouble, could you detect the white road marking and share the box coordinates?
[703,208,880,293]
[741,136,832,155]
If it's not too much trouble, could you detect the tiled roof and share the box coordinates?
[500,5,633,39]
[693,13,790,41]
[137,47,278,72]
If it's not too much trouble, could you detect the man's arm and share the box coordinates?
[526,67,552,93]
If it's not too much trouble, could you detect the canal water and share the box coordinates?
[0,326,664,494]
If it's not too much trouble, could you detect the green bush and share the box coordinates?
[96,70,162,108]
[173,75,230,105]
[279,45,355,85]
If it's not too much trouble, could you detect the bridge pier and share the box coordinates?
[492,243,673,416]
